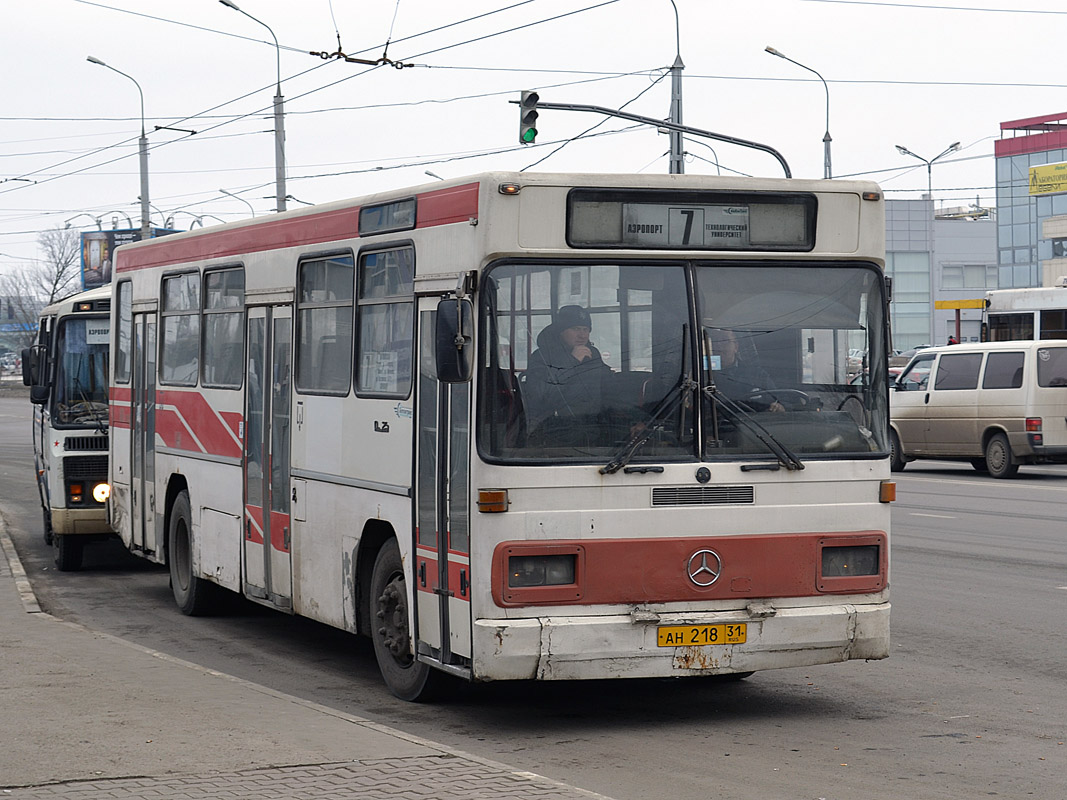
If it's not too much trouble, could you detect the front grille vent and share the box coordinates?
[65,436,108,452]
[651,485,755,507]
[64,455,108,480]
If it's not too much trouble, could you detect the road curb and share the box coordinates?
[0,513,616,800]
[0,516,43,614]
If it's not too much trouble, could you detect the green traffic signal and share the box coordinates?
[519,90,539,145]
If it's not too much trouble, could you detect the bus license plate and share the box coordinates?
[657,623,746,647]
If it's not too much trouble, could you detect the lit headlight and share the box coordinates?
[92,482,111,503]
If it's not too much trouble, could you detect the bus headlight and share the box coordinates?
[508,554,576,587]
[92,482,111,503]
[821,545,879,577]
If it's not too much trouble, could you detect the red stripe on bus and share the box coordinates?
[115,183,480,272]
[109,386,132,428]
[415,550,471,603]
[491,532,888,607]
[415,183,479,228]
[245,504,265,544]
[155,390,243,458]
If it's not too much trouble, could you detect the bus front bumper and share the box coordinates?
[471,602,890,682]
[50,507,110,536]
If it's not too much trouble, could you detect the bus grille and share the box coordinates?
[651,486,755,506]
[64,455,108,480]
[65,436,108,452]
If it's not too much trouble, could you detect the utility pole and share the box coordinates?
[667,0,684,174]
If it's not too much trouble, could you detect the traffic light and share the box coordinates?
[519,90,539,144]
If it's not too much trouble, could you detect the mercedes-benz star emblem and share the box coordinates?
[687,549,722,587]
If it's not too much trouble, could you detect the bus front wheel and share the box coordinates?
[167,491,217,615]
[53,533,83,572]
[369,539,444,702]
[42,508,54,546]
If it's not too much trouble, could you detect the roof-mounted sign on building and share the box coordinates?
[1028,162,1067,196]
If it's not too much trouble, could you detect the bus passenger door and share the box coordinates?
[414,301,472,672]
[243,305,294,611]
[130,313,158,554]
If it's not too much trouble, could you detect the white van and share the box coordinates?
[889,340,1067,478]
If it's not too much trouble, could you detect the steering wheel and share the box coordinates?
[740,388,811,411]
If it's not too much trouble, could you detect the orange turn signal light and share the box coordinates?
[879,480,896,503]
[477,488,510,513]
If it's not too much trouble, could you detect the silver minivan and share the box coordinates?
[890,340,1067,477]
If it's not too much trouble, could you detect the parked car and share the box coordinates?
[888,345,929,368]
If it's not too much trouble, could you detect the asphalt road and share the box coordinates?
[1,390,1064,800]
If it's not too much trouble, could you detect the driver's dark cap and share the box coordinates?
[556,305,592,330]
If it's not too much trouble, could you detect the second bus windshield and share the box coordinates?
[480,261,887,465]
[53,316,110,427]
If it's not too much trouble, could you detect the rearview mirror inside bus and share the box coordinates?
[436,297,474,383]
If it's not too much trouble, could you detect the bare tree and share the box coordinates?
[0,227,83,353]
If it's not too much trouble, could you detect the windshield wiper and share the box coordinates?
[704,385,804,471]
[601,374,695,475]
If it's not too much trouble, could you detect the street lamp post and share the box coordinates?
[220,0,286,213]
[667,0,684,175]
[220,189,256,218]
[895,142,962,201]
[87,56,151,238]
[765,46,831,179]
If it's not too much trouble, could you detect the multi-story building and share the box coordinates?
[995,111,1067,289]
[885,199,996,350]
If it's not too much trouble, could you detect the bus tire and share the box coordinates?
[370,539,443,702]
[167,490,216,616]
[42,508,54,546]
[889,430,906,472]
[984,433,1019,479]
[53,533,83,572]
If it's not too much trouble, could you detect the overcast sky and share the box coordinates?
[3,0,1065,272]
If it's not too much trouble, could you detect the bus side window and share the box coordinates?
[296,254,354,395]
[356,246,414,398]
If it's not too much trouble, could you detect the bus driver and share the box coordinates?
[707,328,784,412]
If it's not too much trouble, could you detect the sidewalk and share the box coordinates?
[0,521,615,800]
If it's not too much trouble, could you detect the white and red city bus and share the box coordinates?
[108,171,893,700]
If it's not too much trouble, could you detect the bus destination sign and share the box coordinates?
[567,189,816,251]
[622,203,750,248]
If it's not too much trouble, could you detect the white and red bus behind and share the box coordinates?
[25,284,112,570]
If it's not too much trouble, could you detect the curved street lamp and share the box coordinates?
[219,0,286,213]
[87,56,151,238]
[765,46,831,179]
[895,142,962,201]
[220,188,256,218]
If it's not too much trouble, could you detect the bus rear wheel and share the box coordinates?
[53,533,83,572]
[370,539,443,702]
[167,490,218,615]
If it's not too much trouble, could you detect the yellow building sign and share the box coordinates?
[1029,162,1067,195]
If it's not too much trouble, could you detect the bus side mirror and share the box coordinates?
[21,347,38,388]
[436,297,474,383]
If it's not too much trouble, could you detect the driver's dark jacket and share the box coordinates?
[524,325,612,445]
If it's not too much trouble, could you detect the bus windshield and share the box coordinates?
[479,261,887,464]
[53,316,110,427]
